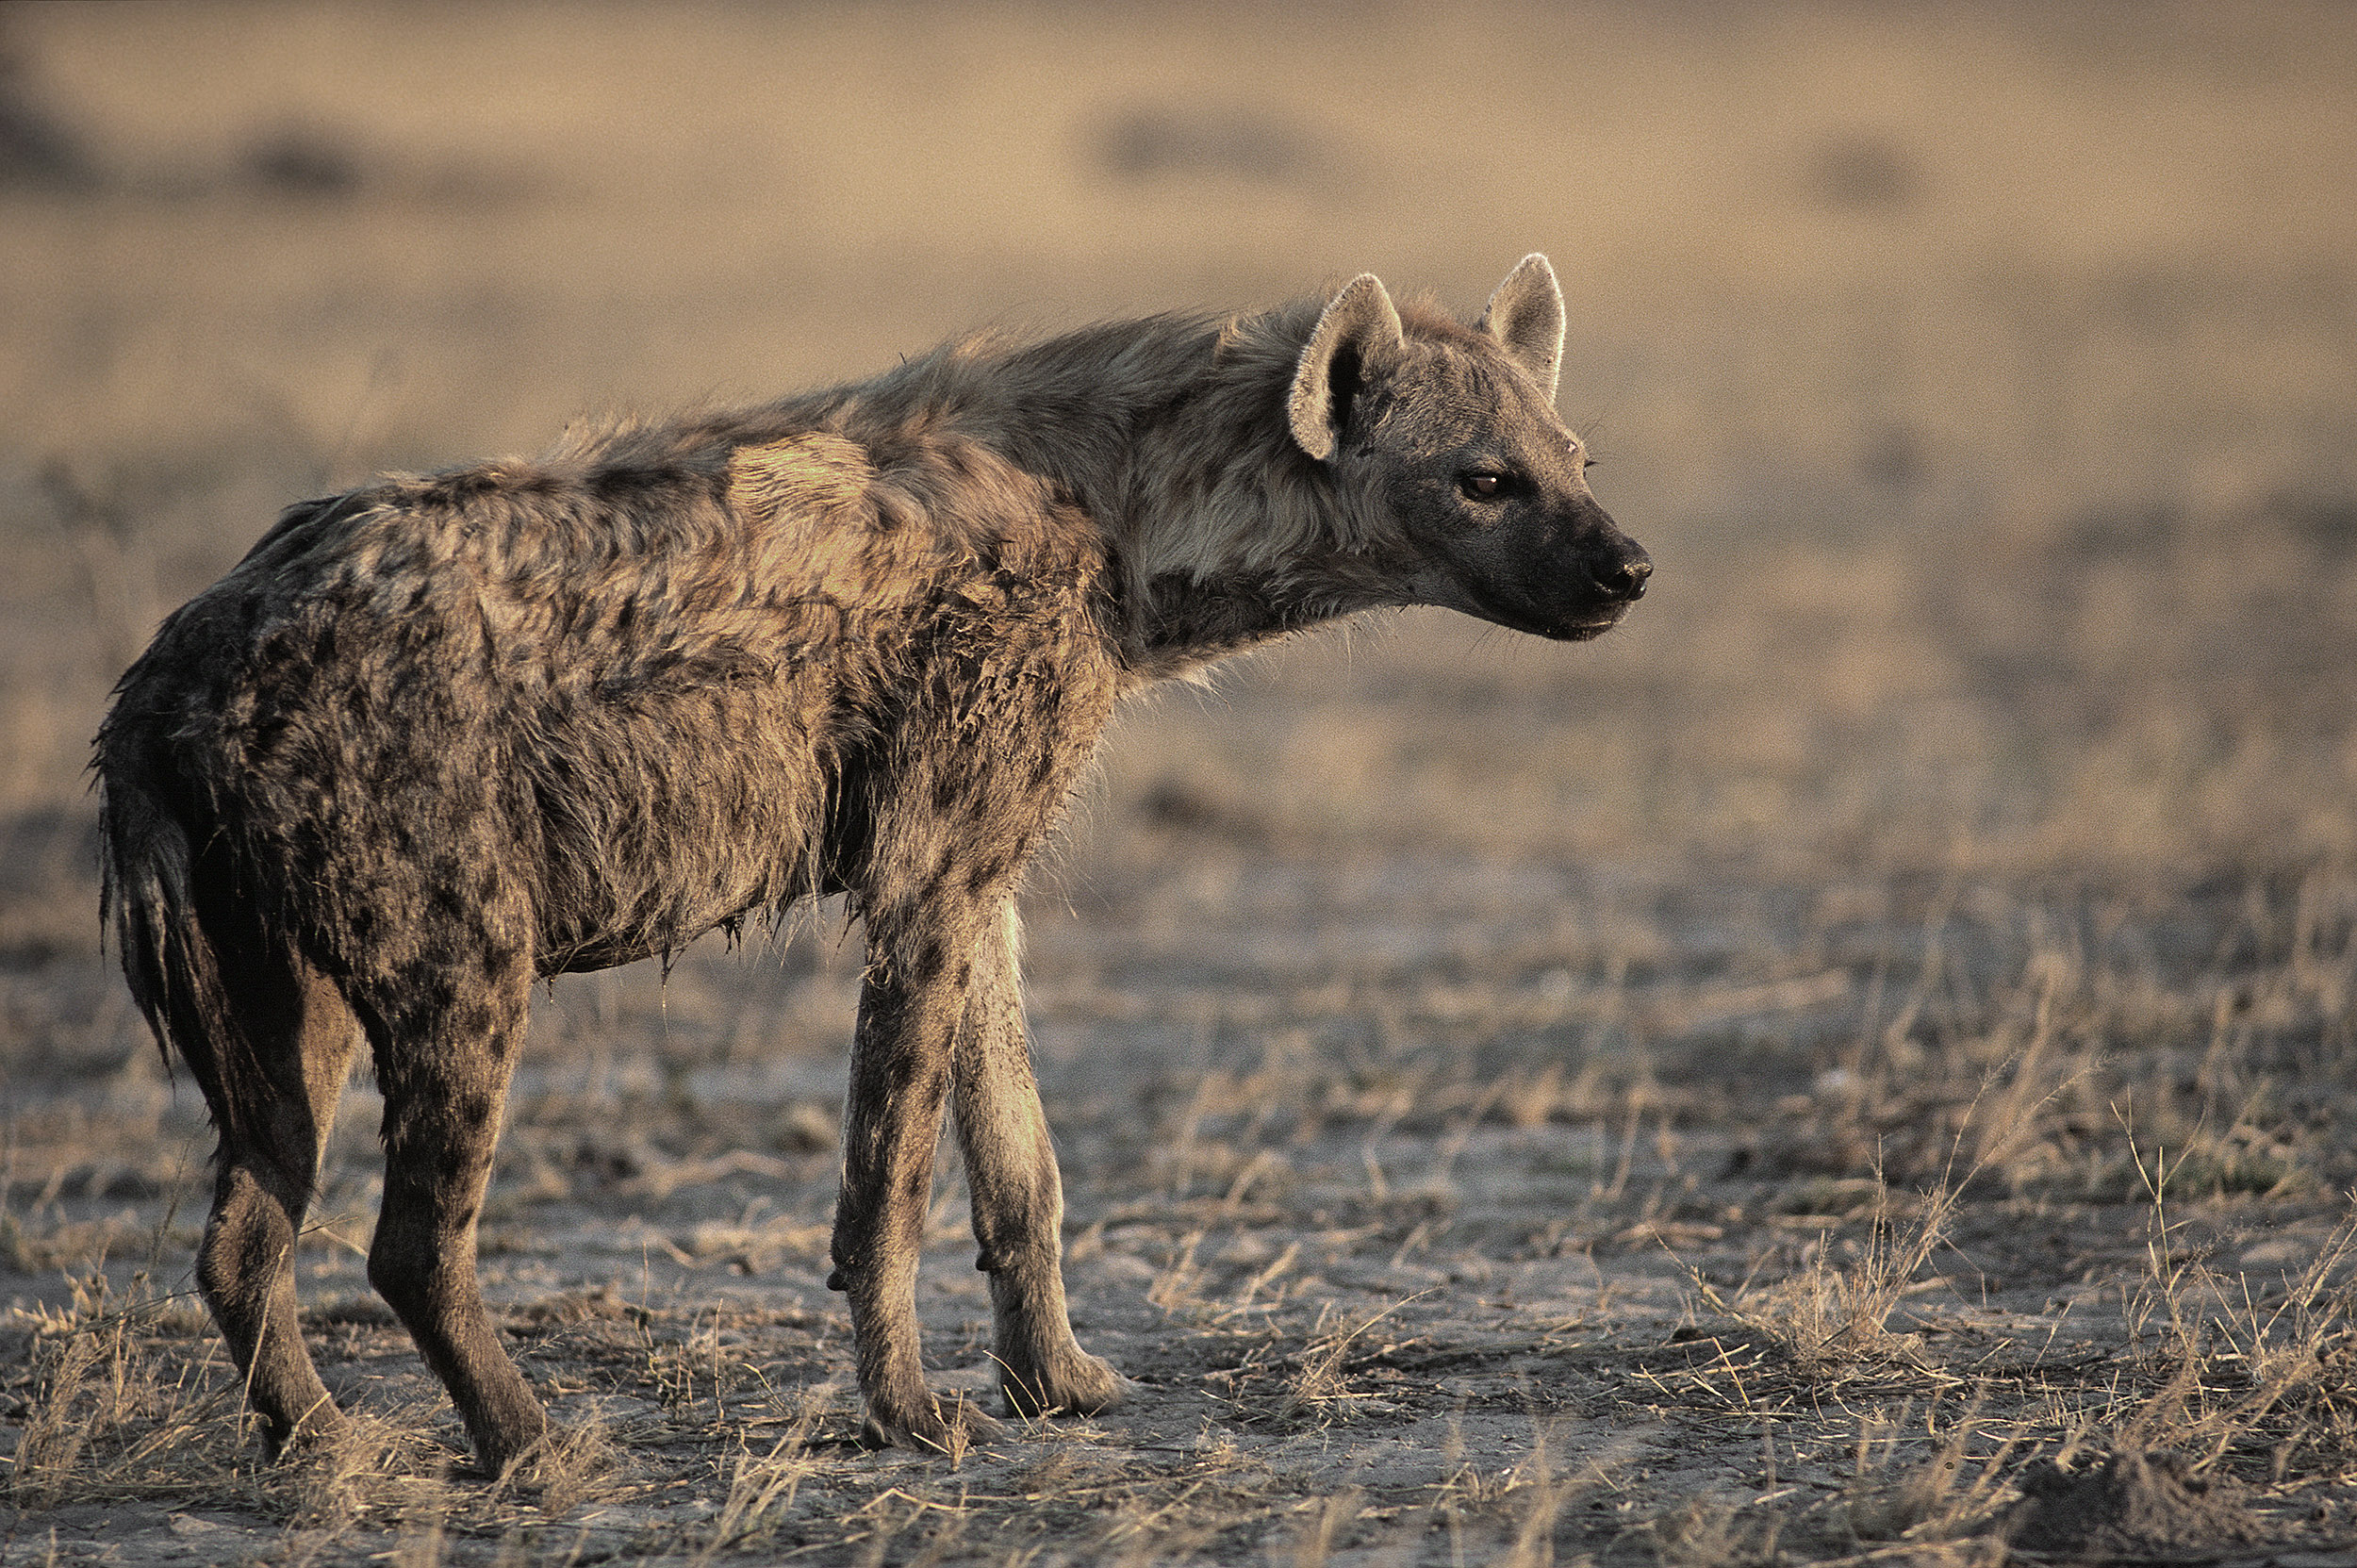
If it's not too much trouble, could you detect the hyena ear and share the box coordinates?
[1477,253,1565,404]
[1289,273,1405,462]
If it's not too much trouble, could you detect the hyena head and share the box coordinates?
[1289,254,1650,641]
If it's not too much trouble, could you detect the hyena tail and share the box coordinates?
[97,771,255,1144]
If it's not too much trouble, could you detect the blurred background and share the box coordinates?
[0,0,2350,1094]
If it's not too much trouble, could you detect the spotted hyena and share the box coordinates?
[94,256,1648,1469]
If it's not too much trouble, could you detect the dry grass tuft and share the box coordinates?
[8,1269,254,1513]
[1677,1164,1958,1397]
[696,1389,832,1561]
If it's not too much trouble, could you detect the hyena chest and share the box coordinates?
[816,587,1123,914]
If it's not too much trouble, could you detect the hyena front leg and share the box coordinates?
[830,909,1008,1452]
[952,902,1127,1420]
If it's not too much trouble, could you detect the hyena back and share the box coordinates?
[94,256,1648,1469]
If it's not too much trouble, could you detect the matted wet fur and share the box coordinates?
[92,256,1648,1469]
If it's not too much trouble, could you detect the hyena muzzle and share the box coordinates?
[95,255,1646,1469]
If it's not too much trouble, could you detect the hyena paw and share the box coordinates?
[1001,1351,1131,1420]
[262,1399,351,1462]
[860,1391,1007,1456]
[467,1406,554,1479]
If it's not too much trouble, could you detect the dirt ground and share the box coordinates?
[3,3,2355,1564]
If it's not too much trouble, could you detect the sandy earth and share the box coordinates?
[9,859,2357,1564]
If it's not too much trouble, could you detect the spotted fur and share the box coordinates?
[94,256,1648,1468]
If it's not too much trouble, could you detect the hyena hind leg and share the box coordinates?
[952,908,1129,1422]
[360,956,548,1476]
[178,876,363,1456]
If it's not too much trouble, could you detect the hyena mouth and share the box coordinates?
[1554,617,1624,643]
[1537,591,1638,641]
[1553,587,1650,638]
[1481,600,1629,643]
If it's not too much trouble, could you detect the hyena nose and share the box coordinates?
[1591,547,1652,602]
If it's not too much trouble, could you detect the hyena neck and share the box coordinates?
[956,302,1405,682]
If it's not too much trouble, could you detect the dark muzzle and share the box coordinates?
[1585,537,1652,602]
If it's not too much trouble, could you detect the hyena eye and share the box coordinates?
[1460,472,1507,500]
